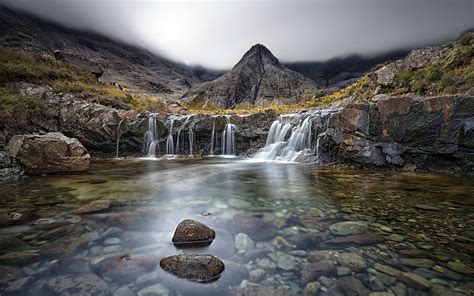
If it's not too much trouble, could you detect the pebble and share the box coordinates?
[337,266,352,276]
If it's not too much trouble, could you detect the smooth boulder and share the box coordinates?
[172,219,215,247]
[160,254,225,283]
[6,132,90,174]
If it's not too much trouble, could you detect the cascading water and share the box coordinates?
[254,109,339,162]
[115,119,125,158]
[210,118,216,156]
[166,115,195,156]
[143,114,159,158]
[221,116,236,156]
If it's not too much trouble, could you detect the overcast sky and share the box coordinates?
[3,0,473,69]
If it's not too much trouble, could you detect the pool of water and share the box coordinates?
[0,158,473,295]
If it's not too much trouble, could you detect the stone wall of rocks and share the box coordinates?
[323,95,474,174]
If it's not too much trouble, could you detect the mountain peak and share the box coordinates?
[237,43,280,68]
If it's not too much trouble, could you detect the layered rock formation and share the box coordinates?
[183,44,318,108]
[6,132,90,174]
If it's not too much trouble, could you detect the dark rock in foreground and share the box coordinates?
[160,254,225,283]
[6,132,90,174]
[172,219,216,247]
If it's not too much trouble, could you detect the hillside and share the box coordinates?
[0,6,215,99]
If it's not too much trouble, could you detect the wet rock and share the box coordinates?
[373,263,402,277]
[3,276,33,296]
[231,213,278,241]
[0,234,29,254]
[301,260,337,286]
[249,268,266,282]
[398,272,431,290]
[388,234,405,242]
[138,283,170,296]
[303,282,321,296]
[296,232,327,249]
[431,284,468,296]
[49,257,90,275]
[399,258,435,268]
[336,276,371,296]
[40,236,88,257]
[414,204,441,211]
[321,233,384,248]
[6,132,90,174]
[99,254,157,284]
[329,221,369,236]
[32,218,71,230]
[0,250,40,266]
[135,271,161,289]
[172,219,215,247]
[39,273,108,296]
[257,258,276,270]
[432,265,463,280]
[235,233,255,253]
[337,266,352,276]
[446,261,474,275]
[160,254,225,283]
[75,200,113,214]
[0,265,25,286]
[307,250,339,262]
[227,286,297,296]
[338,252,367,271]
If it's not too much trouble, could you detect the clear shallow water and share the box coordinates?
[0,158,473,295]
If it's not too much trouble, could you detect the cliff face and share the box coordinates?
[183,44,318,108]
[0,7,216,99]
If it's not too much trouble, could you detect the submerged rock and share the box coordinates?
[329,221,369,236]
[234,233,255,253]
[231,213,278,241]
[0,234,29,255]
[172,219,215,247]
[38,274,109,296]
[160,254,225,283]
[6,132,90,174]
[75,200,113,214]
[320,233,384,248]
[227,286,297,296]
[99,254,157,284]
[300,260,337,286]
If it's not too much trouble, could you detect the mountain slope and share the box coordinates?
[0,6,213,99]
[182,44,318,108]
[284,50,409,88]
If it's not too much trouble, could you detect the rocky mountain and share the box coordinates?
[0,6,215,99]
[182,44,319,108]
[285,50,409,88]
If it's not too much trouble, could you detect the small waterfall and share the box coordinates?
[143,114,159,158]
[221,116,236,155]
[255,109,339,162]
[210,118,216,156]
[116,119,125,158]
[166,118,175,155]
[166,115,195,156]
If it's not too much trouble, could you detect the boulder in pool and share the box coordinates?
[160,254,225,283]
[6,132,90,174]
[231,213,278,241]
[99,254,157,284]
[172,219,215,247]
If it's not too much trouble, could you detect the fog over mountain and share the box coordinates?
[3,0,473,69]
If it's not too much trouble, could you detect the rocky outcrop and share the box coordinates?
[183,44,318,108]
[0,151,24,181]
[323,95,474,174]
[6,132,90,174]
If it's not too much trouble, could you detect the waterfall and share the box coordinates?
[210,118,216,156]
[165,115,195,156]
[254,109,339,162]
[143,114,159,158]
[116,119,125,158]
[166,118,175,155]
[221,116,236,155]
